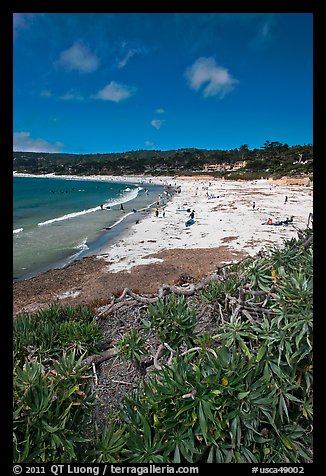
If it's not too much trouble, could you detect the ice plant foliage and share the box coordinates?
[13,229,313,463]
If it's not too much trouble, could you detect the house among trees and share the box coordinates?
[203,160,247,172]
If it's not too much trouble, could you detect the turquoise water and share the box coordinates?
[13,176,163,280]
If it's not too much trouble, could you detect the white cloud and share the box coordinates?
[13,132,64,153]
[116,42,147,69]
[185,57,238,99]
[117,48,141,69]
[249,21,273,49]
[58,42,99,73]
[151,119,165,130]
[93,81,136,102]
[155,108,165,114]
[13,13,40,35]
[59,90,84,101]
[144,140,155,147]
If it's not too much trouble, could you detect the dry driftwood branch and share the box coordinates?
[153,343,165,370]
[217,302,225,324]
[83,348,116,367]
[180,347,202,357]
[96,288,158,318]
[302,234,313,248]
[164,342,176,354]
[242,304,277,315]
[95,255,256,320]
[96,299,140,318]
[111,379,136,386]
[92,362,98,386]
[182,388,197,400]
[163,342,176,365]
[241,308,259,323]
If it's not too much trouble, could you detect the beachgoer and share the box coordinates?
[155,209,159,217]
[100,204,104,210]
[189,210,195,220]
[284,196,288,203]
[267,218,273,225]
[120,203,124,211]
[252,201,256,210]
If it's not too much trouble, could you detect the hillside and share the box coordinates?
[13,142,313,179]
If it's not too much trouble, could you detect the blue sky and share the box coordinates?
[13,13,313,154]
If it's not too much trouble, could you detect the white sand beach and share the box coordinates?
[14,172,313,272]
[13,173,313,315]
[95,176,313,273]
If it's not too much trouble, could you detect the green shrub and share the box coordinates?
[13,231,313,463]
[115,232,313,463]
[116,329,148,364]
[143,294,197,348]
[201,275,241,303]
[13,350,96,462]
[14,304,102,362]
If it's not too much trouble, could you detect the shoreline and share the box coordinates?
[13,173,167,281]
[13,173,313,316]
[93,176,313,273]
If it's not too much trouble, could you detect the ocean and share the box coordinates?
[13,175,164,281]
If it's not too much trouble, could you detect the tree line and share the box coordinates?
[13,142,313,178]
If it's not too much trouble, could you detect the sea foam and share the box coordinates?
[38,187,142,227]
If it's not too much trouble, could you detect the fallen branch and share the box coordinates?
[164,342,176,365]
[182,388,197,400]
[242,304,277,315]
[96,288,158,318]
[302,234,313,248]
[153,344,165,370]
[92,362,98,386]
[83,348,116,367]
[180,347,202,357]
[111,379,137,386]
[95,255,256,320]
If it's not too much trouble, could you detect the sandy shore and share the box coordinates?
[95,176,313,272]
[13,175,313,316]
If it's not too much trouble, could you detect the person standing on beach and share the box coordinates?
[189,210,195,220]
[252,201,256,210]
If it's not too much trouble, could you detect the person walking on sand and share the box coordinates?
[189,210,195,220]
[284,196,288,203]
[252,201,256,210]
[120,203,124,211]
